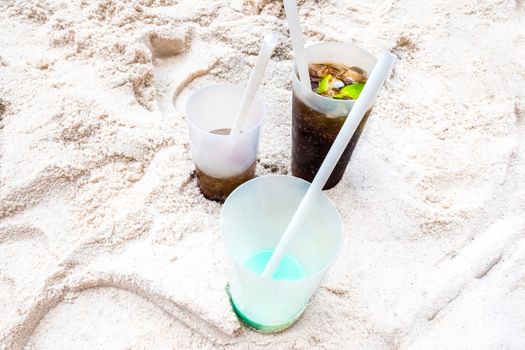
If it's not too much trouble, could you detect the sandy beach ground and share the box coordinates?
[1,0,525,348]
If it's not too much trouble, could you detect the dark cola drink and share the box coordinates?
[291,58,373,190]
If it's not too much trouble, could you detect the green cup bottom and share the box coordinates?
[225,283,304,333]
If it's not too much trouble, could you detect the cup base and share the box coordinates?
[195,161,256,202]
[225,283,304,334]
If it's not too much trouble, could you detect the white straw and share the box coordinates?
[230,33,278,135]
[283,0,310,90]
[262,51,397,279]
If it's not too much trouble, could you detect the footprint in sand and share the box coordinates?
[0,225,54,326]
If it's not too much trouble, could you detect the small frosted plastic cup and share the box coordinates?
[220,175,343,332]
[292,42,377,189]
[186,84,264,202]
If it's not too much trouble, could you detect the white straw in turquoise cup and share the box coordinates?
[220,175,343,332]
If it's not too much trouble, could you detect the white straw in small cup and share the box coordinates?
[230,33,278,135]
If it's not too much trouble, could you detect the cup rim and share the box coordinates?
[292,41,377,105]
[220,174,344,285]
[185,83,266,138]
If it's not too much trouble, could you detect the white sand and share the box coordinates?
[1,0,525,348]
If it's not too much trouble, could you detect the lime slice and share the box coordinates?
[316,74,332,94]
[338,83,365,99]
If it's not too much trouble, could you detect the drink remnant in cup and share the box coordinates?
[292,62,371,189]
[195,128,257,202]
[244,250,305,280]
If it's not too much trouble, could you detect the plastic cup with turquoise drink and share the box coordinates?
[220,175,343,332]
